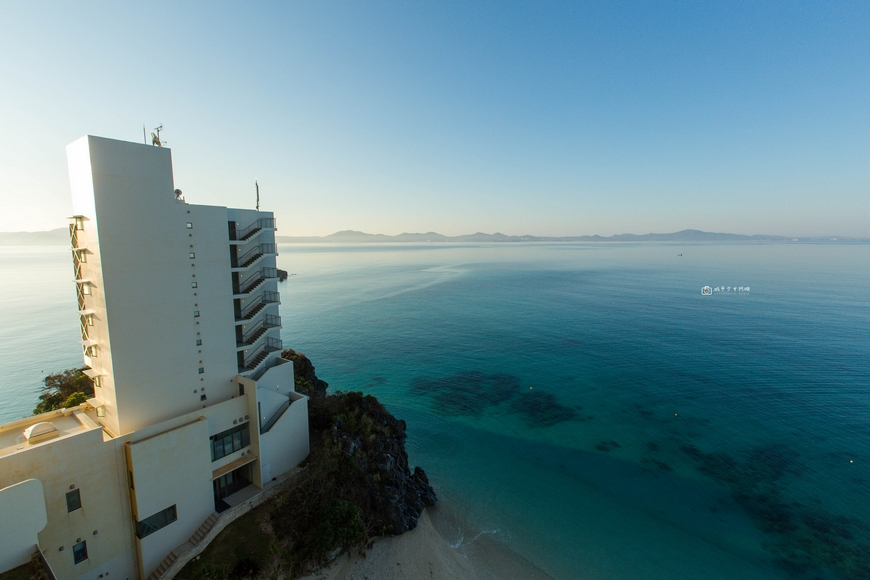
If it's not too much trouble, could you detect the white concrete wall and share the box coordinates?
[66,136,241,435]
[255,360,309,484]
[0,479,47,573]
[258,395,309,484]
[0,427,136,580]
[127,418,213,578]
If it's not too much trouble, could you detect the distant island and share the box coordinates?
[1,228,865,246]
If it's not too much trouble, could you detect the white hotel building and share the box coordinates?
[0,136,310,580]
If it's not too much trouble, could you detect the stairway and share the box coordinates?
[239,251,263,269]
[147,550,179,580]
[241,326,268,347]
[237,300,267,322]
[190,513,219,544]
[146,513,219,580]
[237,276,265,295]
[239,227,261,241]
[244,349,270,371]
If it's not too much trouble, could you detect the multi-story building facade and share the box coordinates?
[0,136,309,580]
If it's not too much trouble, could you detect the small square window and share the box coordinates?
[93,376,102,388]
[81,283,91,295]
[73,540,88,564]
[193,311,200,318]
[189,252,196,259]
[198,367,204,374]
[74,217,85,231]
[78,251,87,263]
[191,282,198,288]
[186,222,193,229]
[85,314,94,326]
[201,394,207,401]
[66,489,81,512]
[196,339,202,346]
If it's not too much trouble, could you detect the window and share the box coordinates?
[74,217,84,231]
[186,222,193,229]
[85,345,97,357]
[93,376,102,388]
[191,282,198,288]
[77,250,87,263]
[194,311,200,318]
[198,367,204,374]
[210,423,250,461]
[66,489,81,512]
[136,505,177,539]
[189,252,195,259]
[73,540,88,564]
[196,339,202,346]
[85,314,94,326]
[81,282,91,295]
[200,394,207,401]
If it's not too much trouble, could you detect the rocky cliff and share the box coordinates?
[270,350,437,574]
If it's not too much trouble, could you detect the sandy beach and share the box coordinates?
[301,507,554,580]
[301,510,478,580]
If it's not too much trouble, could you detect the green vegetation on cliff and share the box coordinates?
[33,368,93,415]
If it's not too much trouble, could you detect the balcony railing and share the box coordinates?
[234,243,278,269]
[229,218,277,242]
[234,268,278,295]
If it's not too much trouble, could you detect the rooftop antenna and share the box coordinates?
[255,180,260,211]
[143,124,147,144]
[151,124,165,147]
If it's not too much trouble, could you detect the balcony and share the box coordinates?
[230,243,278,272]
[239,337,283,373]
[233,268,278,297]
[228,218,276,244]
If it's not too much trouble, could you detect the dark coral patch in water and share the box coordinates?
[409,372,578,428]
[595,440,621,452]
[681,444,870,578]
[641,458,673,472]
[508,391,577,427]
[409,371,521,416]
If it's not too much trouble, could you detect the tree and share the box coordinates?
[33,368,94,415]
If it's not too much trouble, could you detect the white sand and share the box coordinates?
[301,509,480,580]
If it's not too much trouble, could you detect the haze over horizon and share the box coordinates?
[1,2,867,238]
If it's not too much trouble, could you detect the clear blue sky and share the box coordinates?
[1,1,867,237]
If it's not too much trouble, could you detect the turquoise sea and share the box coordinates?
[2,242,869,579]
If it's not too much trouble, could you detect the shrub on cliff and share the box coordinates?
[33,368,94,415]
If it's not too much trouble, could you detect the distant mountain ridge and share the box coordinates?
[1,228,864,246]
[0,228,69,246]
[276,229,863,243]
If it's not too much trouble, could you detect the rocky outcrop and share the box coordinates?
[269,352,437,573]
[329,397,437,534]
[280,348,329,394]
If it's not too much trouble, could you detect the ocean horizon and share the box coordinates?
[2,241,868,579]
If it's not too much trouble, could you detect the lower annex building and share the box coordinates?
[0,136,310,580]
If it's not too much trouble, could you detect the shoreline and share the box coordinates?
[301,507,553,580]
